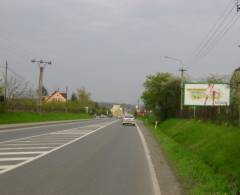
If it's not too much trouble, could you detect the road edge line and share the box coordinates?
[136,122,162,195]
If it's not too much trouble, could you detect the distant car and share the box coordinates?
[122,115,136,126]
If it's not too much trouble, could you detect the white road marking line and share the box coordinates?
[51,130,93,134]
[0,157,32,161]
[0,120,117,175]
[29,136,76,139]
[0,123,108,144]
[0,152,46,155]
[0,119,95,133]
[0,143,61,147]
[0,147,54,150]
[37,135,78,137]
[24,140,73,143]
[30,136,78,139]
[0,128,79,144]
[136,123,161,195]
[17,140,68,143]
[25,139,73,143]
[51,132,87,135]
[0,165,15,169]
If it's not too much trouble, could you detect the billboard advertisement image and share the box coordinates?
[184,83,230,106]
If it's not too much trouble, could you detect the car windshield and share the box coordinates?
[125,115,134,118]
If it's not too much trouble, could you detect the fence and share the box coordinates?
[182,105,239,126]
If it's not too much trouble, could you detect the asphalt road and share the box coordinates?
[0,119,158,195]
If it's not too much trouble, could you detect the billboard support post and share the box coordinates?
[193,106,196,119]
[238,102,240,127]
[237,82,240,127]
[180,68,187,117]
[4,61,8,101]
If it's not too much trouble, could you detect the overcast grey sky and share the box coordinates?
[0,0,240,104]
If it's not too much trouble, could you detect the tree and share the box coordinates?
[206,74,229,83]
[70,92,78,101]
[77,87,93,106]
[7,76,33,99]
[141,73,181,120]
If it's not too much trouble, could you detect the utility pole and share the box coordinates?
[38,66,44,112]
[65,86,68,113]
[237,81,240,127]
[164,56,187,117]
[179,68,187,116]
[31,59,52,113]
[4,61,8,101]
[232,66,240,126]
[237,0,240,12]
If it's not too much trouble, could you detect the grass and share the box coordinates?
[0,112,93,124]
[142,118,240,195]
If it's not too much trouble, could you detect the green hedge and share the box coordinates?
[0,112,93,124]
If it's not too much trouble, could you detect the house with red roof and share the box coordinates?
[44,91,67,103]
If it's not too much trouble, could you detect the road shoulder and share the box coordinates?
[137,120,182,195]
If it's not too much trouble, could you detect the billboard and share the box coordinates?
[184,83,230,106]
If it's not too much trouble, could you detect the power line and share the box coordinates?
[195,3,236,57]
[193,0,235,55]
[0,35,36,57]
[199,13,239,58]
[0,64,35,88]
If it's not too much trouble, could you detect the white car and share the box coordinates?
[122,115,136,126]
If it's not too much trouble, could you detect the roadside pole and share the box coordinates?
[31,59,52,113]
[4,61,8,101]
[179,68,187,117]
[193,106,196,119]
[164,56,187,118]
[238,83,240,127]
[38,66,44,113]
[237,0,240,12]
[65,86,68,113]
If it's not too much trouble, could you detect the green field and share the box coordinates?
[143,118,240,194]
[0,112,93,124]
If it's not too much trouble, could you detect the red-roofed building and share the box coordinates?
[44,91,67,103]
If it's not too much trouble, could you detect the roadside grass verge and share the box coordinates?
[0,112,93,124]
[142,118,239,194]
